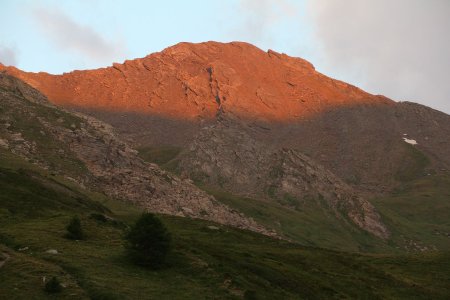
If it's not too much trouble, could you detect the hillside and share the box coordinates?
[1,41,450,253]
[0,72,269,235]
[1,154,449,299]
[1,41,450,299]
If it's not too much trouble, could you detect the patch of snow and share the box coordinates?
[403,137,418,145]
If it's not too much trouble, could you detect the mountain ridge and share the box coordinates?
[0,41,393,122]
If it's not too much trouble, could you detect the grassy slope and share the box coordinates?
[201,187,393,253]
[1,88,88,178]
[0,154,449,299]
[137,146,181,165]
[138,146,450,254]
[372,174,450,251]
[137,148,391,252]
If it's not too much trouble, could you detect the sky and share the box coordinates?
[0,0,449,114]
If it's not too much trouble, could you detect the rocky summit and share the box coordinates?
[0,41,391,121]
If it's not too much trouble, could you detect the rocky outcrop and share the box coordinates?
[0,73,273,236]
[179,116,389,239]
[0,41,391,122]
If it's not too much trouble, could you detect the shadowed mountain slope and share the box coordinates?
[0,72,270,235]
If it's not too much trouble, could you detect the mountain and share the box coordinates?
[1,42,450,299]
[0,41,394,152]
[1,41,450,252]
[1,41,448,193]
[0,41,390,121]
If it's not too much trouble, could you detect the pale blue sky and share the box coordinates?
[1,0,449,113]
[0,0,314,73]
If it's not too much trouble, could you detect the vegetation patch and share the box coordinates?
[125,213,172,269]
[395,143,430,182]
[137,146,181,165]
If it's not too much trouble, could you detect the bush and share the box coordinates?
[65,216,84,240]
[244,290,258,300]
[89,213,108,223]
[125,213,171,268]
[44,276,62,294]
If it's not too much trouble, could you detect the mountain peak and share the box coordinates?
[0,41,393,121]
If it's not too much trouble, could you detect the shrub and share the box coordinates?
[89,213,108,223]
[244,290,258,300]
[125,213,171,268]
[65,216,84,240]
[44,276,62,294]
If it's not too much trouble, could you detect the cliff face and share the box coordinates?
[0,41,392,121]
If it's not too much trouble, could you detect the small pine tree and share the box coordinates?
[65,216,84,240]
[125,213,171,268]
[44,276,62,293]
[244,290,258,300]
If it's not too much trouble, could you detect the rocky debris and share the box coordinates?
[179,116,389,239]
[0,138,8,149]
[0,73,273,237]
[48,111,273,236]
[434,229,450,238]
[400,236,437,252]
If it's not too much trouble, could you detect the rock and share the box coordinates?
[181,207,194,215]
[0,138,9,149]
[0,42,388,124]
[207,225,220,230]
[45,249,58,255]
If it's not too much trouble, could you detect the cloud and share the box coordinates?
[307,0,450,113]
[31,6,127,64]
[0,45,18,66]
[231,0,300,45]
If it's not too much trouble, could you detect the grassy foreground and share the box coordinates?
[0,154,449,299]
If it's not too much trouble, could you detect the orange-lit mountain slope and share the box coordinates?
[0,41,392,121]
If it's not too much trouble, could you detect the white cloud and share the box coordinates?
[307,0,450,114]
[31,6,127,65]
[231,0,300,45]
